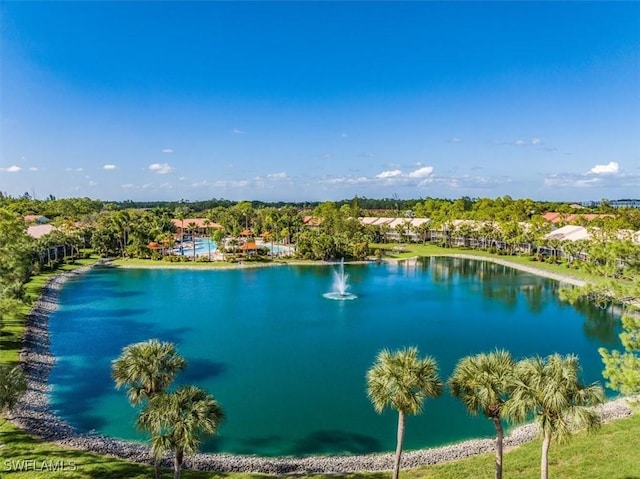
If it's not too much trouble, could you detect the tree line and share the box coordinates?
[2,194,639,228]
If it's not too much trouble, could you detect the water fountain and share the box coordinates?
[323,258,357,300]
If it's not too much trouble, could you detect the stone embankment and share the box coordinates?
[7,262,635,474]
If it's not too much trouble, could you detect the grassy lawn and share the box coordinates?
[0,256,100,365]
[1,413,639,478]
[111,258,240,268]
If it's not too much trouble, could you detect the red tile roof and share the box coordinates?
[171,218,222,229]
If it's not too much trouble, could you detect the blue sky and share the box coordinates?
[1,1,639,202]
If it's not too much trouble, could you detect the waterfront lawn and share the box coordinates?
[111,257,237,268]
[0,420,267,479]
[2,413,639,478]
[0,256,100,365]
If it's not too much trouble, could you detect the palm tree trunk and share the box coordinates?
[154,459,160,479]
[492,417,504,479]
[173,450,183,479]
[540,431,551,479]
[393,411,406,479]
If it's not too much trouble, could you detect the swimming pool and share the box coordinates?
[260,242,294,256]
[175,238,217,256]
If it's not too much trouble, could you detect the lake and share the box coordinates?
[47,257,620,456]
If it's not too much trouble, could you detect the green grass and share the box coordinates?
[111,258,240,268]
[0,256,100,365]
[393,412,640,479]
[0,420,267,478]
[2,413,639,478]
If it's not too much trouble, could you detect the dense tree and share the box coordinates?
[366,347,442,479]
[505,354,604,479]
[0,209,34,297]
[449,350,515,479]
[561,242,640,396]
[0,364,27,412]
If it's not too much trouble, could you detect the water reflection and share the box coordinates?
[409,256,620,343]
[573,297,620,346]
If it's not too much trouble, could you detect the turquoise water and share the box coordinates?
[47,257,620,456]
[175,238,217,255]
[263,243,294,255]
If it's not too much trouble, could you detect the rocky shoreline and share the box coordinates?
[8,261,635,474]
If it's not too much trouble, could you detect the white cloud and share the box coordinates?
[321,176,371,185]
[408,166,434,178]
[267,172,287,179]
[435,174,512,189]
[2,165,22,173]
[494,138,544,147]
[213,180,250,188]
[103,164,117,170]
[231,128,245,135]
[341,132,348,138]
[544,174,602,188]
[121,184,135,189]
[376,170,402,178]
[327,165,436,188]
[162,148,174,154]
[590,161,619,175]
[29,167,38,171]
[65,167,84,172]
[450,137,462,144]
[546,162,634,189]
[88,180,97,187]
[148,163,174,174]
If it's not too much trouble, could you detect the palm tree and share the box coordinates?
[366,347,442,479]
[111,339,186,405]
[137,385,224,479]
[174,206,189,247]
[113,210,131,258]
[505,354,604,479]
[187,221,198,261]
[112,340,186,479]
[448,350,515,479]
[203,219,212,261]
